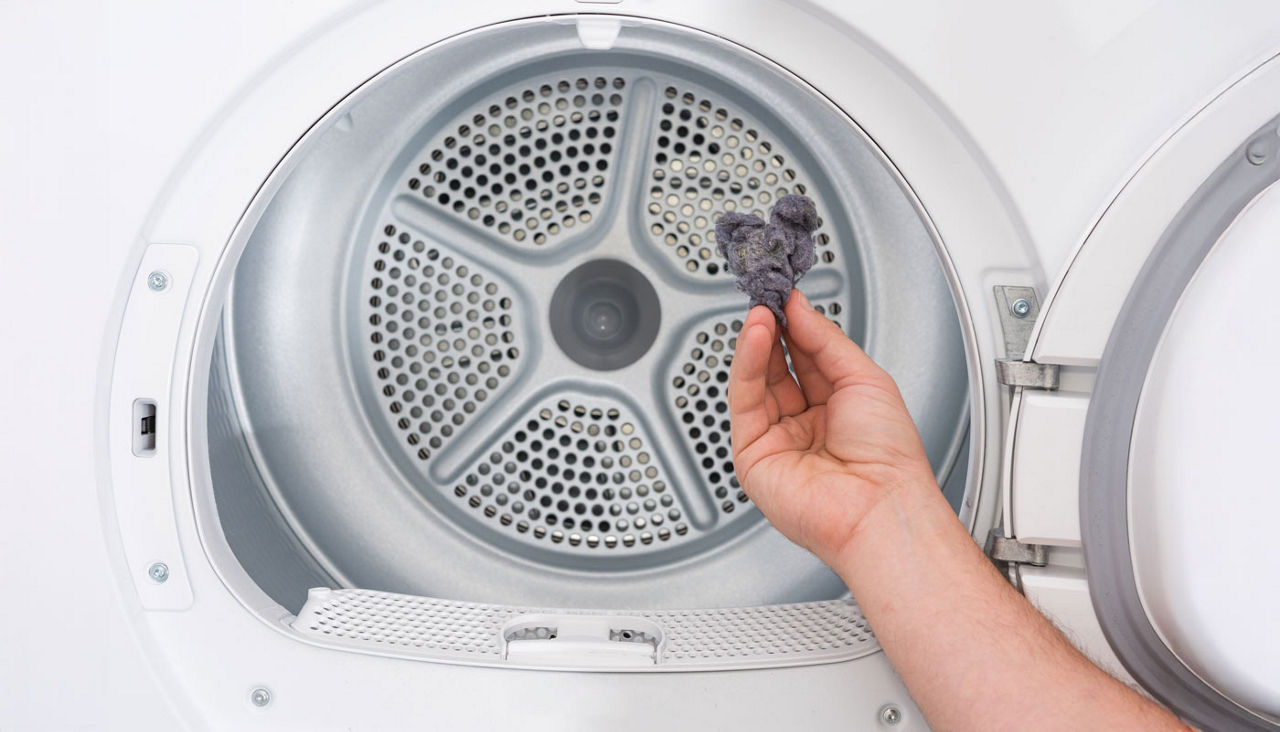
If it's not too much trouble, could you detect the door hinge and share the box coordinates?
[985,531,1048,567]
[995,359,1060,390]
[993,285,1040,359]
[992,285,1059,390]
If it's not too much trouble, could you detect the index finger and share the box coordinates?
[728,305,778,454]
[783,290,891,392]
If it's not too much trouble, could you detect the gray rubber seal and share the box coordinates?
[1081,115,1280,729]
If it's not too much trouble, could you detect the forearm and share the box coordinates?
[830,477,1185,731]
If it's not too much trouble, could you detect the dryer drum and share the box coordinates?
[205,19,972,614]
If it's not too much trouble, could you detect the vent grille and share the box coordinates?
[668,315,745,512]
[452,396,690,552]
[645,85,835,276]
[366,224,521,461]
[408,77,627,247]
[293,588,878,670]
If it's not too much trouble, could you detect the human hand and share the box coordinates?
[727,289,935,567]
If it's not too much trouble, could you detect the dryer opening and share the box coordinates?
[198,18,972,618]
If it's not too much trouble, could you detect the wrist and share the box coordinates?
[826,468,957,588]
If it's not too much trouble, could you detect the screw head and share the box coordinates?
[147,271,169,291]
[147,562,169,583]
[880,705,902,726]
[250,687,272,707]
[1010,298,1032,318]
[1247,141,1269,166]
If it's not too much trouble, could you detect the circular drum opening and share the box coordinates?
[203,17,972,613]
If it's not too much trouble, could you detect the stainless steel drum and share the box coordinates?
[206,19,971,612]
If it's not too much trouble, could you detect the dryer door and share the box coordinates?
[1007,54,1280,729]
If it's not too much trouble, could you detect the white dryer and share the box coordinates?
[2,1,1278,729]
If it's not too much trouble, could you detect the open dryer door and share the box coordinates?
[1006,54,1280,730]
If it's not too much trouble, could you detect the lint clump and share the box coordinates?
[714,194,820,325]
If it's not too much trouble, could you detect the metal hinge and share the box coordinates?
[993,285,1060,390]
[985,532,1048,591]
[985,531,1048,567]
[995,359,1060,390]
[994,285,1039,359]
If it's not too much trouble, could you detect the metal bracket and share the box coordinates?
[993,286,1059,390]
[985,531,1048,567]
[993,285,1040,359]
[995,359,1060,390]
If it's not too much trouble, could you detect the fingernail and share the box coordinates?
[794,290,814,311]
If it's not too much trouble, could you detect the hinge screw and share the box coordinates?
[250,687,272,707]
[147,271,169,291]
[147,562,169,583]
[1010,298,1031,318]
[880,705,902,726]
[1247,141,1268,166]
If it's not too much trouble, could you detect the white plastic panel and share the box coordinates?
[292,588,879,672]
[1033,56,1280,367]
[1018,565,1141,685]
[1129,183,1280,717]
[503,613,663,667]
[1020,564,1135,687]
[108,244,199,610]
[1010,391,1087,546]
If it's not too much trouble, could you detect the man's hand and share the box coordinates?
[727,289,934,567]
[727,289,1187,732]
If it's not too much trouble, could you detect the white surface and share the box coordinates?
[4,0,1280,728]
[0,3,353,729]
[109,245,199,610]
[1033,49,1280,367]
[1020,565,1135,687]
[1010,391,1088,547]
[808,0,1280,287]
[1129,182,1280,717]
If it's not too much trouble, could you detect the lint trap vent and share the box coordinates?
[293,588,879,671]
